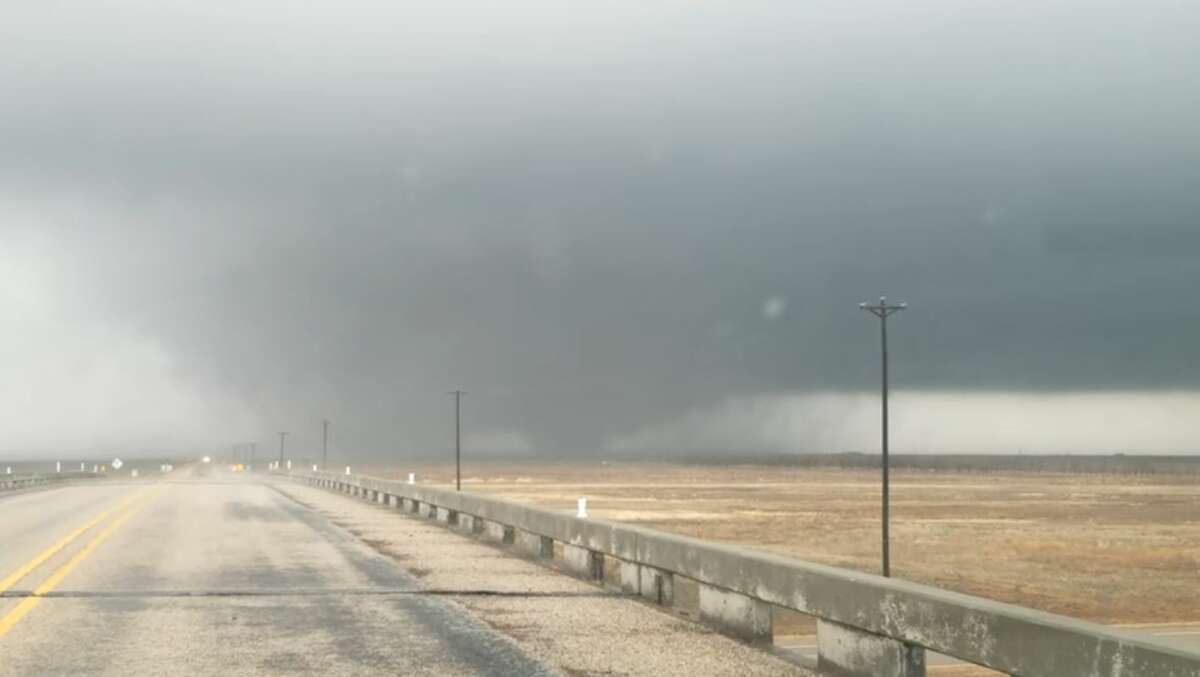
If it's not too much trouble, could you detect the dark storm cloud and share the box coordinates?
[1,2,1198,455]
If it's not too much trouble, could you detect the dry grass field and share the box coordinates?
[362,460,1200,628]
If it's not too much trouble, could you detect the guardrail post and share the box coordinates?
[619,561,640,594]
[817,620,925,677]
[480,519,507,543]
[512,530,553,559]
[698,582,773,644]
[456,513,477,533]
[561,544,605,581]
[644,568,674,605]
[513,529,540,557]
[621,561,673,604]
[435,507,457,525]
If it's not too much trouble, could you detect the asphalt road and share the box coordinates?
[0,469,554,676]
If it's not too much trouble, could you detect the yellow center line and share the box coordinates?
[0,486,166,638]
[0,488,151,595]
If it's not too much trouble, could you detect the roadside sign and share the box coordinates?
[111,458,124,470]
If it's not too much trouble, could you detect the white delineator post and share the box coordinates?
[80,462,85,471]
[56,461,61,473]
[408,473,415,484]
[5,467,11,475]
[286,460,292,470]
[345,466,351,475]
[577,497,588,518]
[312,464,318,472]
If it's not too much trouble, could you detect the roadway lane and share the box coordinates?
[0,482,140,579]
[0,471,554,676]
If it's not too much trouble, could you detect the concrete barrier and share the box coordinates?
[289,469,1200,677]
[0,471,99,493]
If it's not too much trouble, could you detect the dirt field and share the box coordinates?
[361,461,1200,627]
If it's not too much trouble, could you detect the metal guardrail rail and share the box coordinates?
[287,469,1200,677]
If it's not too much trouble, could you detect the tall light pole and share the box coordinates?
[860,295,907,578]
[322,419,330,470]
[278,431,288,467]
[449,391,467,491]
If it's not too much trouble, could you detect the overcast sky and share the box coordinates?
[2,2,1199,460]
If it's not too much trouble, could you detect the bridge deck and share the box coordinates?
[0,469,808,676]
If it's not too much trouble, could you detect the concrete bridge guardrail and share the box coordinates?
[286,468,1200,677]
[0,471,98,493]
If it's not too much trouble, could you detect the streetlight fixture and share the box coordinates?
[859,295,907,578]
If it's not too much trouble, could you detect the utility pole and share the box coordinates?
[322,419,330,470]
[249,442,256,470]
[278,431,288,467]
[859,295,907,578]
[449,390,467,491]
